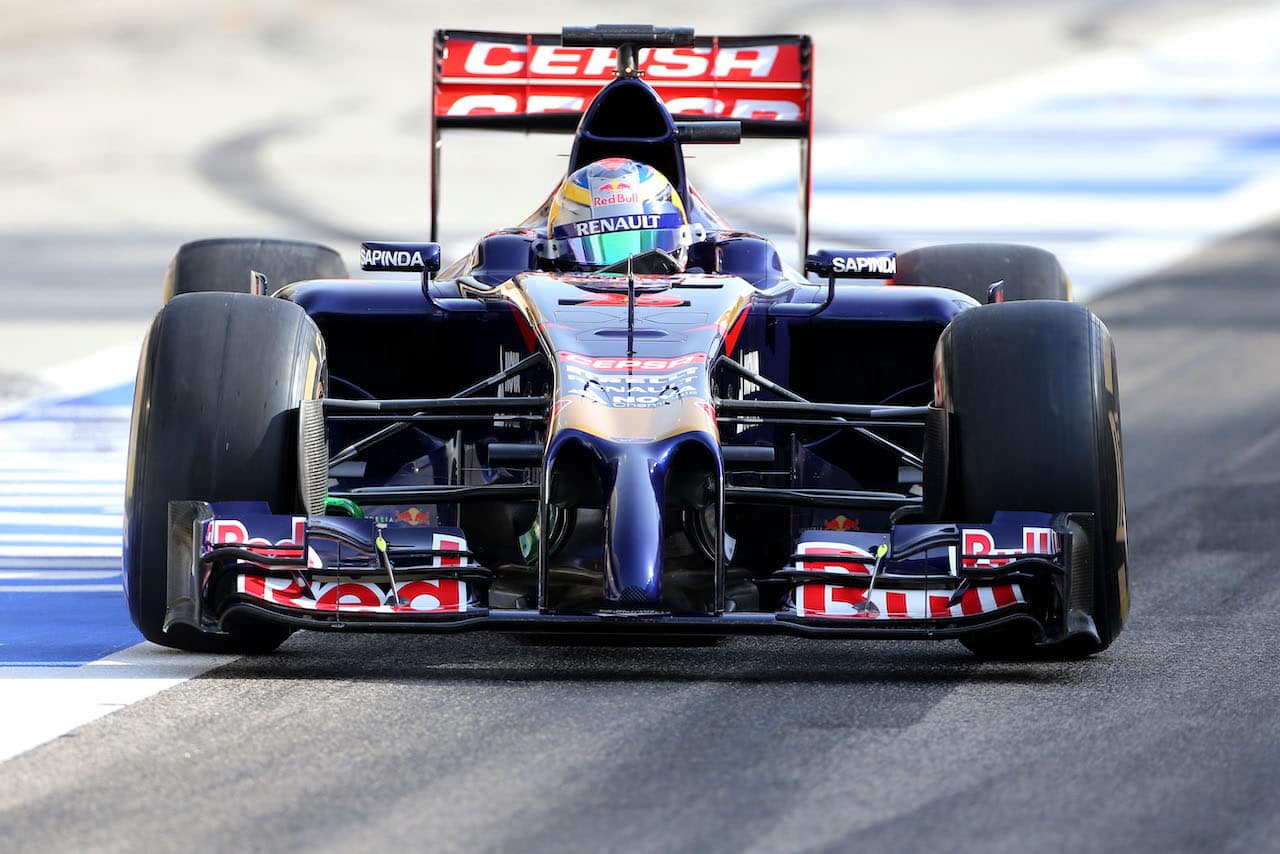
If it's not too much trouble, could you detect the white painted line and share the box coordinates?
[0,584,121,593]
[0,455,124,469]
[0,643,235,763]
[35,344,141,402]
[0,533,121,544]
[0,512,123,528]
[0,473,122,484]
[0,547,121,558]
[0,483,121,495]
[0,569,120,580]
[0,496,121,508]
[0,557,121,569]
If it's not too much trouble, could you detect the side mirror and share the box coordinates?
[805,249,896,280]
[360,241,442,274]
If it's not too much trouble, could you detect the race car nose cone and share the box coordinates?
[547,429,722,611]
[603,447,664,605]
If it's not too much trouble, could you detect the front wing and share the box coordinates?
[164,501,1099,644]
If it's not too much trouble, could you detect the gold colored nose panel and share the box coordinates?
[551,396,718,443]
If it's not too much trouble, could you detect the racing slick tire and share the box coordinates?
[124,292,326,653]
[893,243,1071,303]
[932,301,1127,658]
[163,237,348,302]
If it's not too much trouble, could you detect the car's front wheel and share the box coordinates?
[929,300,1128,658]
[123,292,326,652]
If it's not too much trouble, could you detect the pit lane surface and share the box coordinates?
[4,228,1280,849]
[5,1,1280,849]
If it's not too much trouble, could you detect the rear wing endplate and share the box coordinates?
[430,28,813,257]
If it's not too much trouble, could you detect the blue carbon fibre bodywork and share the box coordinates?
[545,429,722,607]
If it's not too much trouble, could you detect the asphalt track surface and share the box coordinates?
[2,220,1279,849]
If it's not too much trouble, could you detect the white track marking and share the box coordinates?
[0,496,121,508]
[0,644,235,763]
[1,585,122,593]
[0,512,124,529]
[33,343,142,403]
[0,534,120,544]
[0,483,122,494]
[0,569,120,580]
[0,547,123,559]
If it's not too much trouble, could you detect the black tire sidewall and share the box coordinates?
[123,293,326,652]
[936,301,1127,651]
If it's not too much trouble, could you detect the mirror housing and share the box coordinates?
[805,249,896,280]
[360,241,442,274]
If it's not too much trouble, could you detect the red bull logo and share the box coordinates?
[591,178,639,207]
[395,507,431,526]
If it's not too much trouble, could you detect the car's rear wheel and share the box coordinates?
[930,301,1128,658]
[893,243,1071,303]
[163,237,347,301]
[123,292,326,652]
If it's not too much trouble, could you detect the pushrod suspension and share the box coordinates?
[328,352,547,466]
[716,356,925,469]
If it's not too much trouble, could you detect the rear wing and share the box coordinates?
[430,28,814,258]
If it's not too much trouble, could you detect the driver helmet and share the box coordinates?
[546,158,693,270]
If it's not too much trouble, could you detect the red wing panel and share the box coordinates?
[434,31,811,132]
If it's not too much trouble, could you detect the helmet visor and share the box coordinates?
[552,213,686,268]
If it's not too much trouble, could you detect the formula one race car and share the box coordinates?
[123,25,1128,658]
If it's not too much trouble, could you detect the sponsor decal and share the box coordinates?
[794,541,873,576]
[795,584,1024,620]
[441,92,805,121]
[565,362,702,409]
[551,212,683,239]
[234,531,468,614]
[824,515,860,532]
[831,253,896,276]
[395,507,430,527]
[237,576,467,614]
[589,177,639,209]
[207,517,322,569]
[558,352,707,372]
[359,242,438,272]
[958,526,1058,570]
[361,248,425,269]
[436,40,808,121]
[576,214,657,236]
[445,42,792,82]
